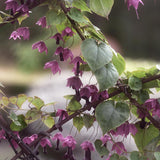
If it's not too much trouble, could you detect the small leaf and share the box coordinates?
[112,53,126,75]
[64,95,74,100]
[73,116,84,132]
[67,97,82,111]
[95,100,129,134]
[9,96,17,104]
[29,96,44,110]
[90,0,114,18]
[83,114,95,129]
[128,76,142,91]
[94,139,109,157]
[25,108,42,124]
[2,96,9,106]
[42,115,55,128]
[81,38,113,71]
[10,115,27,131]
[94,63,119,91]
[17,14,28,25]
[154,152,160,160]
[17,94,27,108]
[72,0,91,13]
[68,7,88,23]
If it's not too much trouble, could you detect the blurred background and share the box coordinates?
[0,0,160,159]
[0,0,160,95]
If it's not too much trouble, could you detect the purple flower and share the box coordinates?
[67,76,83,91]
[127,0,144,19]
[62,27,74,37]
[16,4,29,15]
[51,133,64,150]
[114,122,137,137]
[63,48,74,61]
[50,33,64,45]
[32,41,48,54]
[40,138,52,148]
[100,134,112,145]
[23,134,38,145]
[80,141,95,160]
[44,60,61,75]
[70,56,86,76]
[36,16,47,28]
[80,87,91,99]
[56,109,68,120]
[62,136,77,150]
[99,90,109,100]
[0,129,6,140]
[80,141,95,151]
[111,142,127,155]
[9,27,30,40]
[5,0,18,13]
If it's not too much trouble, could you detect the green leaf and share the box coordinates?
[94,63,119,91]
[25,108,42,124]
[17,14,28,25]
[9,111,18,122]
[2,96,9,106]
[9,96,17,104]
[67,97,82,111]
[110,154,119,160]
[143,80,160,89]
[90,0,114,18]
[10,115,27,131]
[72,0,91,13]
[128,76,142,91]
[29,96,44,110]
[47,9,66,25]
[68,7,88,23]
[83,114,95,129]
[94,139,109,157]
[81,38,113,71]
[17,94,27,108]
[154,152,160,160]
[64,95,75,100]
[73,116,84,132]
[133,124,159,152]
[95,100,129,134]
[0,15,3,23]
[112,53,126,75]
[42,115,55,128]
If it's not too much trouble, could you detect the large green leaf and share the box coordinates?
[112,52,126,75]
[94,63,119,91]
[90,0,114,18]
[81,38,113,71]
[95,100,129,134]
[154,152,160,160]
[133,124,159,152]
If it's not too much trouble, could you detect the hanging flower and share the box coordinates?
[23,134,38,145]
[36,16,47,28]
[50,33,64,45]
[32,41,48,54]
[44,60,61,75]
[5,0,18,13]
[51,132,64,150]
[40,138,52,148]
[62,27,74,37]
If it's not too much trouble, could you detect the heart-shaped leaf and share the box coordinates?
[94,63,119,91]
[81,38,113,72]
[95,100,129,134]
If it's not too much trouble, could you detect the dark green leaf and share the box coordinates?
[130,151,147,160]
[94,139,109,157]
[128,76,142,91]
[112,53,125,75]
[81,38,113,71]
[90,0,114,18]
[10,115,27,131]
[73,116,84,132]
[94,63,119,91]
[95,100,129,134]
